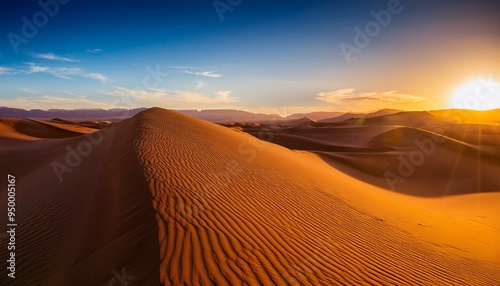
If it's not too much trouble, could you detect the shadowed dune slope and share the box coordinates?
[134,108,500,285]
[246,132,394,153]
[355,111,444,127]
[284,125,396,147]
[428,123,500,146]
[314,126,500,196]
[0,116,160,285]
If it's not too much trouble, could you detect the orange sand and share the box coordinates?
[0,108,498,285]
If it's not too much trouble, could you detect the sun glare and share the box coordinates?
[450,77,500,110]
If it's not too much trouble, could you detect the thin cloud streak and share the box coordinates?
[85,49,103,54]
[182,70,223,78]
[24,63,110,83]
[101,87,238,108]
[18,88,37,94]
[0,67,16,75]
[0,95,113,110]
[0,63,109,83]
[32,52,79,62]
[316,89,425,111]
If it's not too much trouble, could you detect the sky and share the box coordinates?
[1,0,500,114]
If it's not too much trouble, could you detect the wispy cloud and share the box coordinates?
[86,72,109,83]
[103,87,170,101]
[102,87,237,108]
[171,65,197,70]
[25,63,110,83]
[251,105,338,116]
[316,89,424,111]
[1,64,108,83]
[213,91,235,103]
[170,66,223,78]
[32,52,79,62]
[18,88,37,94]
[0,67,17,75]
[182,70,223,78]
[0,95,112,110]
[85,48,103,54]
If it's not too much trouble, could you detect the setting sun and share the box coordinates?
[451,77,500,110]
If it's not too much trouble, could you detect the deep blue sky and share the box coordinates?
[1,0,499,113]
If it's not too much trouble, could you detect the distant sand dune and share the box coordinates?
[249,112,500,197]
[0,118,95,140]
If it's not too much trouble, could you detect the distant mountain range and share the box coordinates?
[0,107,351,123]
[1,107,498,124]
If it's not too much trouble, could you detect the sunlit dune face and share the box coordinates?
[450,77,500,110]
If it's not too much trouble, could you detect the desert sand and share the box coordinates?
[1,108,499,285]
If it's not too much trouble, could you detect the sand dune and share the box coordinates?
[135,108,499,285]
[0,116,159,285]
[0,118,98,140]
[246,111,500,197]
[430,108,500,125]
[281,125,396,147]
[345,111,444,127]
[1,107,499,285]
[319,109,403,123]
